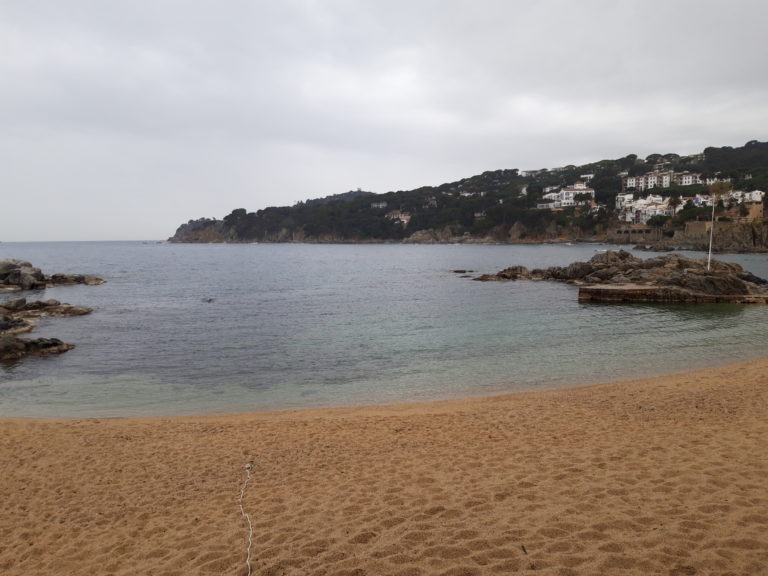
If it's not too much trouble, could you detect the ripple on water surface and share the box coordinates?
[1,242,767,417]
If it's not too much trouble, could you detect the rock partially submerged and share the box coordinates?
[0,297,94,360]
[0,336,75,361]
[0,297,92,317]
[0,258,105,291]
[0,259,102,361]
[474,250,768,303]
[0,297,92,331]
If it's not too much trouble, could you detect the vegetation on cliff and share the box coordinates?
[170,140,768,244]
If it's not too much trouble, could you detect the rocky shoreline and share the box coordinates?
[0,259,103,362]
[1,258,105,291]
[473,250,768,303]
[169,217,768,253]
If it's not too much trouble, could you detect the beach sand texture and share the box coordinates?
[1,358,767,575]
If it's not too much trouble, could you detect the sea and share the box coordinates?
[1,242,767,418]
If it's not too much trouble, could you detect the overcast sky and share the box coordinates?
[2,0,766,241]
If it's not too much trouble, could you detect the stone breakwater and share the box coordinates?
[0,259,103,361]
[474,250,768,304]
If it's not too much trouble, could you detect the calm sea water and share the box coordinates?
[1,242,767,418]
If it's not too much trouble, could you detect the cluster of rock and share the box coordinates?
[0,260,102,361]
[474,250,768,303]
[0,297,93,361]
[0,335,75,361]
[1,259,104,291]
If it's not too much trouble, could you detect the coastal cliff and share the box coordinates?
[169,215,768,252]
[669,220,768,252]
[169,140,768,250]
[169,217,599,245]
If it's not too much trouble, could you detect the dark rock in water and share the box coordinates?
[496,266,530,280]
[584,265,620,283]
[0,294,94,360]
[0,259,100,360]
[0,336,74,361]
[660,271,749,296]
[474,250,768,303]
[0,315,31,334]
[0,298,92,319]
[0,258,105,291]
[474,273,498,282]
[48,273,105,286]
[545,261,596,281]
[0,259,46,290]
[0,297,28,311]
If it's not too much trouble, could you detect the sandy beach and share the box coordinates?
[1,358,767,576]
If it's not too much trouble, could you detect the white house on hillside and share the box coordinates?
[538,182,595,209]
[675,172,701,186]
[623,170,674,191]
[616,194,681,224]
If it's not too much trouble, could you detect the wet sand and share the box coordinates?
[1,357,767,575]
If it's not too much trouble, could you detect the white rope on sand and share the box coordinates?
[239,461,255,576]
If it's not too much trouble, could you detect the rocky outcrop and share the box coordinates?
[0,299,93,359]
[0,260,101,361]
[626,220,768,253]
[672,221,768,252]
[0,336,75,361]
[404,226,498,244]
[474,250,768,303]
[48,274,105,286]
[0,259,105,291]
[0,259,45,290]
[0,315,31,335]
[0,297,92,319]
[168,218,228,243]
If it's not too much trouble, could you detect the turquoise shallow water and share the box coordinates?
[1,242,767,418]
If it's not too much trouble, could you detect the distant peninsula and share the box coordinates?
[170,140,768,252]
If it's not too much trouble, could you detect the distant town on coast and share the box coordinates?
[170,139,768,252]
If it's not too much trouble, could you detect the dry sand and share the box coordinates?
[1,358,767,576]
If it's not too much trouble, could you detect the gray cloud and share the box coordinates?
[1,0,766,240]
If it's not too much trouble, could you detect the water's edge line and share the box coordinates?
[4,355,765,423]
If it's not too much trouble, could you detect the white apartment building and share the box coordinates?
[743,190,765,203]
[539,182,595,208]
[623,170,674,191]
[724,189,765,204]
[616,194,680,224]
[615,193,634,210]
[675,173,701,186]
